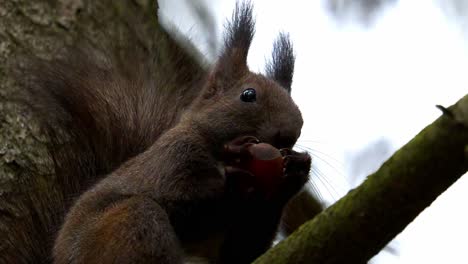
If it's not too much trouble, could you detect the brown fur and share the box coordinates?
[19,2,315,263]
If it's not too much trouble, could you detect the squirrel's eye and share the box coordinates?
[240,88,256,102]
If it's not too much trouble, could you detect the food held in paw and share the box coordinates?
[243,143,285,195]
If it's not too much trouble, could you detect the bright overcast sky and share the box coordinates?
[160,1,468,263]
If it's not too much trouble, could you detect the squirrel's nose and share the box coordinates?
[273,131,298,149]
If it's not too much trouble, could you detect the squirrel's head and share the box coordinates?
[188,2,303,150]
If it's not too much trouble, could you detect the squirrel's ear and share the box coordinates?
[211,2,254,86]
[265,33,295,93]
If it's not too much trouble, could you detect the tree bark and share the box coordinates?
[0,0,202,261]
[2,1,467,263]
[254,94,468,264]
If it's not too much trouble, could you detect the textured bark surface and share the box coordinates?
[0,0,202,262]
[0,0,159,190]
[2,1,467,263]
[254,94,468,264]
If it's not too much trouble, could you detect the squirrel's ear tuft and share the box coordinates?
[214,2,255,80]
[223,1,255,62]
[265,33,295,93]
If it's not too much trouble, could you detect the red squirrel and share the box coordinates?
[21,2,314,263]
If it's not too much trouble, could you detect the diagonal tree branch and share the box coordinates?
[254,94,468,264]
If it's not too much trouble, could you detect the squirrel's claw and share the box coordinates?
[229,136,260,146]
[223,136,259,162]
[279,148,293,157]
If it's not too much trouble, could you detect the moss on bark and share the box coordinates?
[254,95,468,264]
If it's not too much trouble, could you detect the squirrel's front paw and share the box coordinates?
[223,136,311,205]
[273,150,311,205]
[224,136,260,162]
[224,166,257,198]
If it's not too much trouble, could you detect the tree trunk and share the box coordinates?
[0,0,202,262]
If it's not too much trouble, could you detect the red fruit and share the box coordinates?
[243,143,284,196]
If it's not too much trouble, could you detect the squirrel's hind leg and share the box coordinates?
[54,196,183,264]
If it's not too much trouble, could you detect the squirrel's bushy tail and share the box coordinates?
[26,43,203,200]
[8,40,204,263]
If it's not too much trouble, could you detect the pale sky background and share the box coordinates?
[159,1,468,263]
